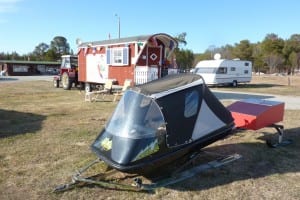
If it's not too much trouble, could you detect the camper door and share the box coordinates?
[134,46,162,85]
[147,46,162,67]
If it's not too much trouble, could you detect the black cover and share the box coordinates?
[91,73,234,174]
[131,74,202,95]
[154,77,233,147]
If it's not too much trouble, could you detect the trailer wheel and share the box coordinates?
[85,83,91,93]
[62,72,72,90]
[232,80,238,87]
[53,79,59,88]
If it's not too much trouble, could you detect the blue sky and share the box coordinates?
[1,0,300,55]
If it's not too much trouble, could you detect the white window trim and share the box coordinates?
[106,47,129,66]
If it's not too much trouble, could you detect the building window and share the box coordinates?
[106,47,129,66]
[244,70,249,74]
[113,48,122,64]
[184,90,199,118]
[245,62,249,66]
[13,65,29,72]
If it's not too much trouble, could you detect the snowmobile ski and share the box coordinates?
[54,153,241,192]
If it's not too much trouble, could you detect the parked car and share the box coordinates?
[47,68,59,75]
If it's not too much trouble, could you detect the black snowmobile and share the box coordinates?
[54,74,241,192]
[91,73,235,173]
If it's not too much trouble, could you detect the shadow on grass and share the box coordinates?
[241,83,284,88]
[0,77,18,81]
[166,126,300,191]
[0,109,46,138]
[214,83,284,89]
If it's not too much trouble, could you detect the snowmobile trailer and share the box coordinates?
[91,73,235,174]
[54,73,291,192]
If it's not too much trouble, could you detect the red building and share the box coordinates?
[0,60,60,76]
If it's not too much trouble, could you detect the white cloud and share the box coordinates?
[0,0,21,13]
[0,0,22,24]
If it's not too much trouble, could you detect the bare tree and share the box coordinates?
[263,53,284,73]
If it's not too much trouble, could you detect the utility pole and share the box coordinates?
[115,14,120,39]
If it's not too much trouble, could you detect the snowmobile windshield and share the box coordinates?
[105,90,165,139]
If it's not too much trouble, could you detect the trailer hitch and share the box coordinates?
[266,124,292,148]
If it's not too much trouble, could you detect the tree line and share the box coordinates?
[0,36,72,62]
[1,33,300,74]
[193,33,300,75]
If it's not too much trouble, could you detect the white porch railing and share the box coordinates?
[135,66,158,85]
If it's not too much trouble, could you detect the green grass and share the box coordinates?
[0,80,299,200]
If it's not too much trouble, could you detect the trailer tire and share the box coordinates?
[85,83,91,93]
[53,79,59,88]
[62,72,72,90]
[232,80,238,87]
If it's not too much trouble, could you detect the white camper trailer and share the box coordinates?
[194,58,252,87]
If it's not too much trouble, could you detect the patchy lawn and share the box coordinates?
[0,80,299,200]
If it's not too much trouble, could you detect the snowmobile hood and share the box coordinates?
[131,74,205,99]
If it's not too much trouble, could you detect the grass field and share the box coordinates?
[0,76,299,200]
[213,74,300,96]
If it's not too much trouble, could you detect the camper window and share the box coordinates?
[113,48,123,64]
[216,67,227,74]
[230,67,236,72]
[108,47,129,66]
[194,67,217,74]
[244,70,249,74]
